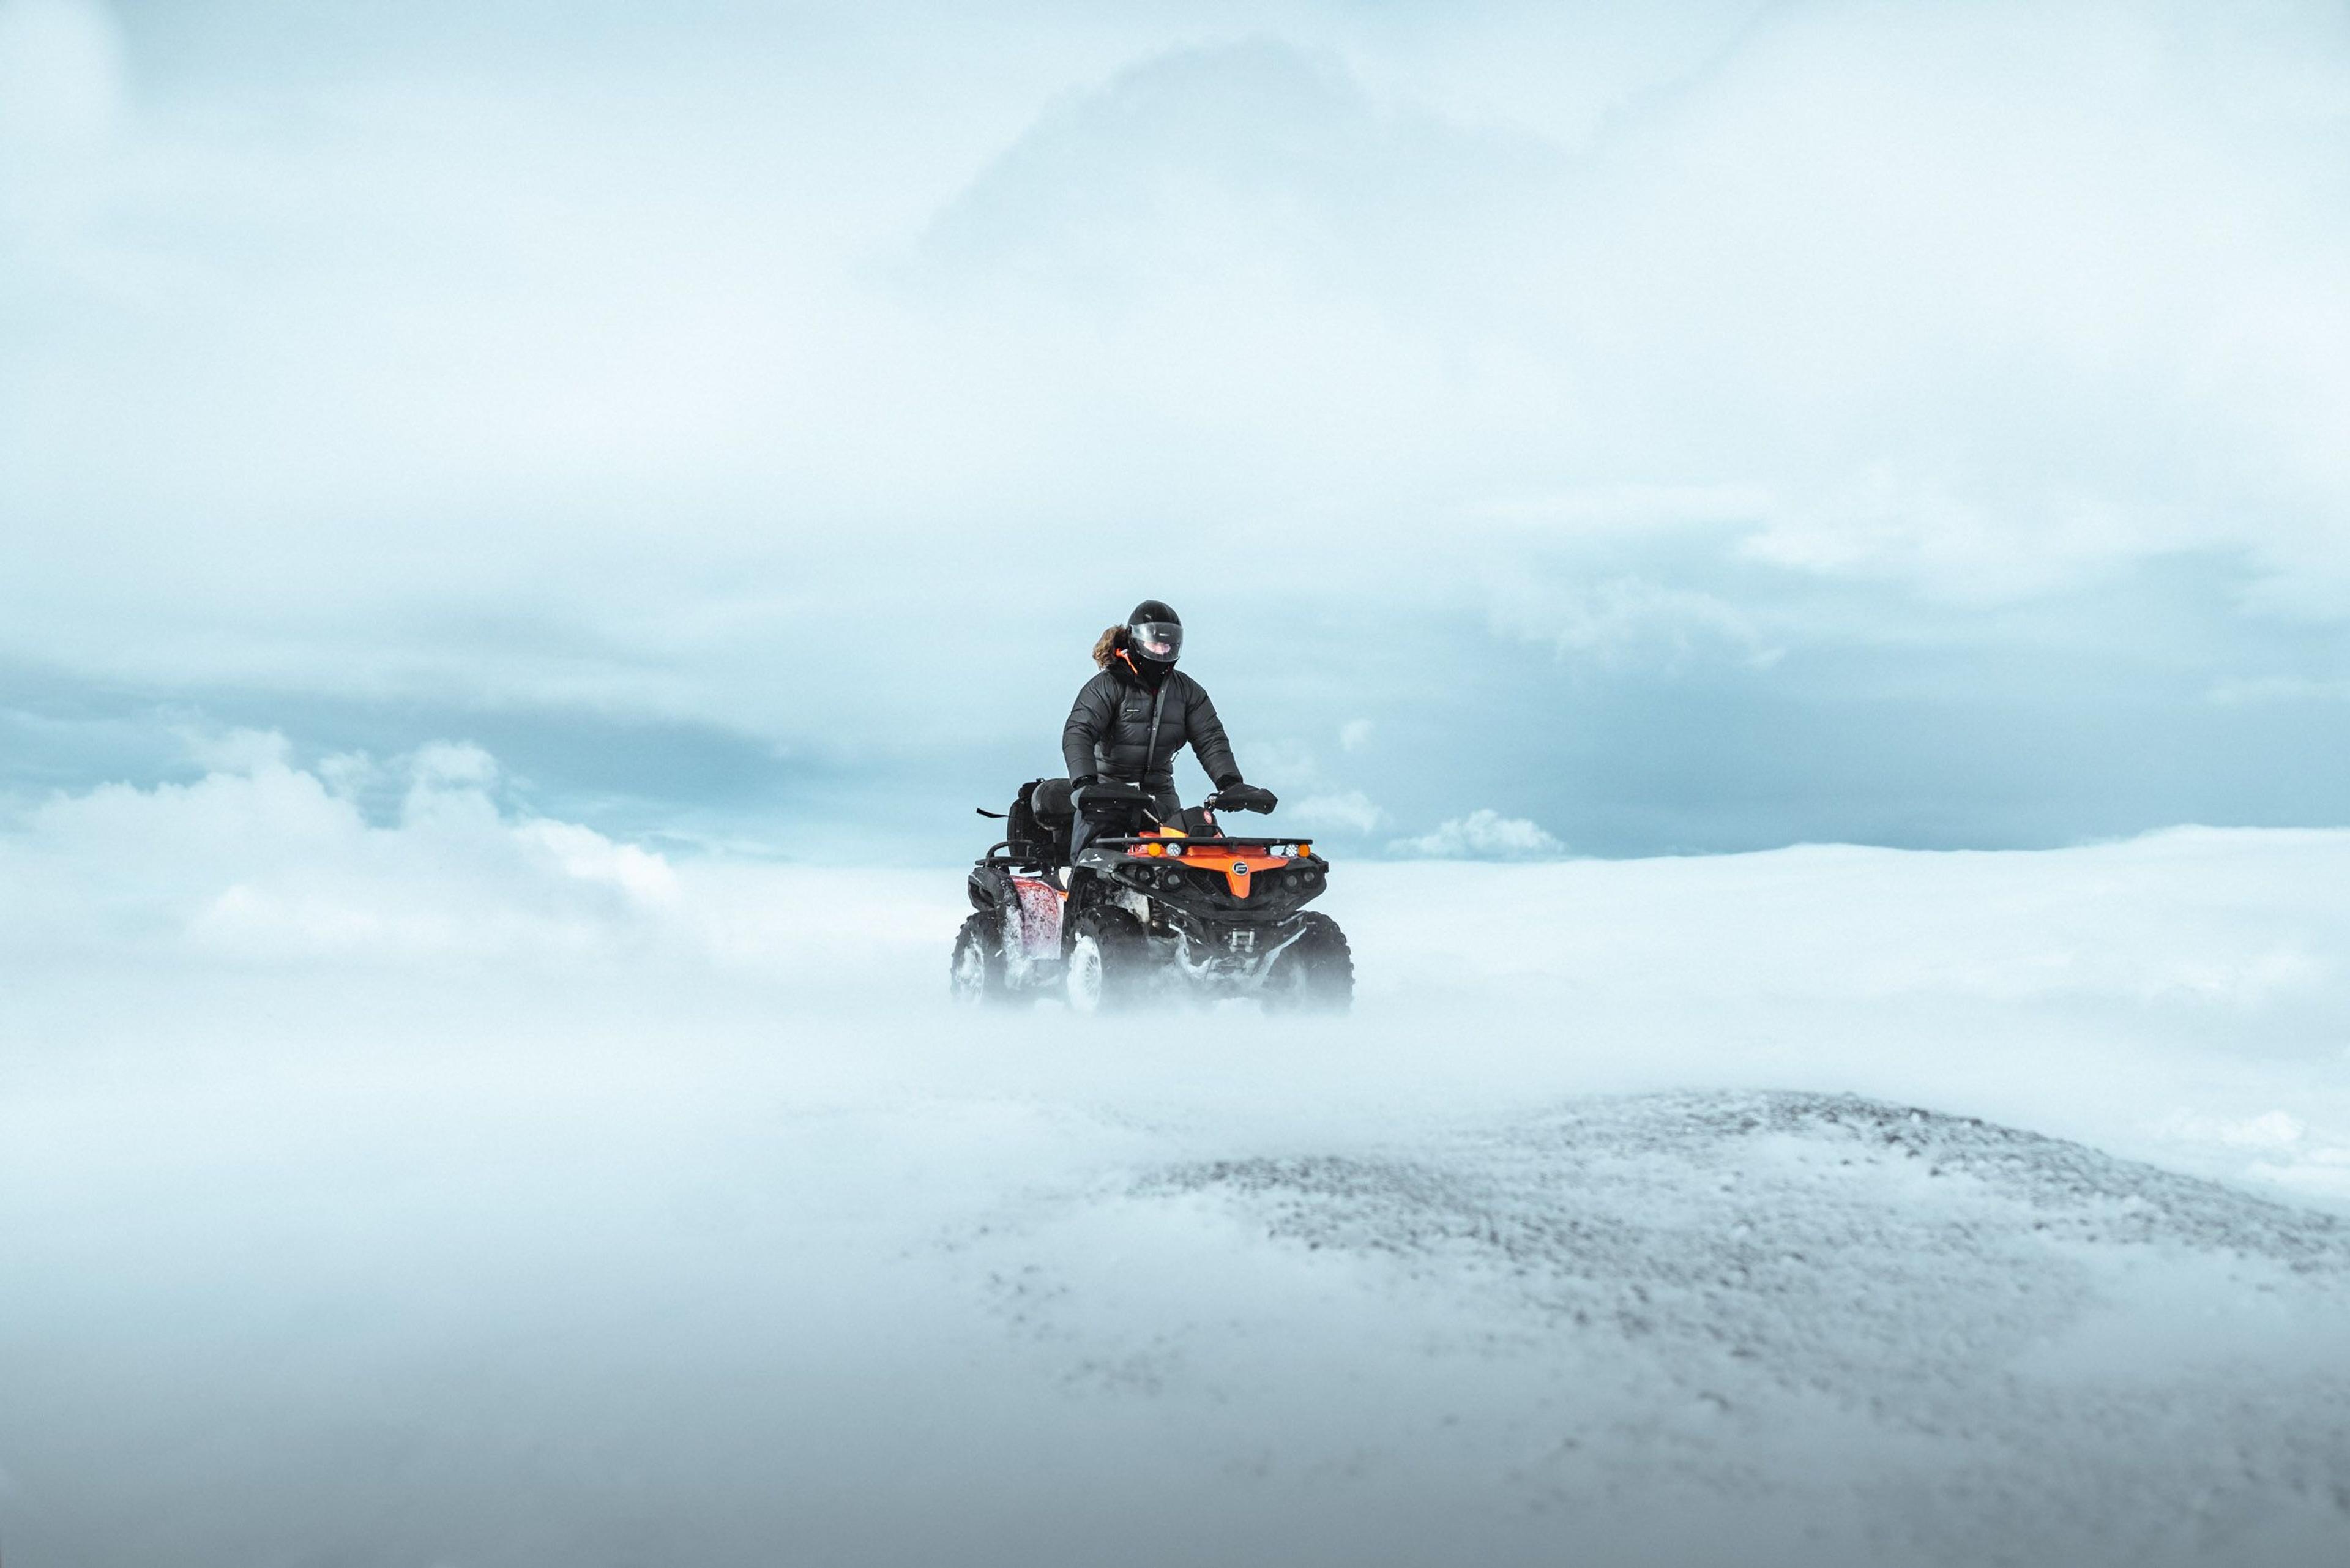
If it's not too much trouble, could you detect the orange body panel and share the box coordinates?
[1124,838,1296,898]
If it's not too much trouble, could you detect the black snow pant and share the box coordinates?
[1067,781,1181,870]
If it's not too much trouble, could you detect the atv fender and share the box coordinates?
[967,864,1018,913]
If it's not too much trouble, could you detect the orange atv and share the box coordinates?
[953,778,1352,1014]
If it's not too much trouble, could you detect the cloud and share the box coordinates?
[18,7,2350,596]
[890,10,2350,605]
[1390,808,1565,861]
[0,733,967,982]
[4,740,681,963]
[1288,790,1387,835]
[7,3,2350,855]
[174,723,294,775]
[1496,575,1784,670]
[0,0,124,160]
[2158,1110,2308,1152]
[2206,677,2350,707]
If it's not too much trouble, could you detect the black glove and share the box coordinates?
[1218,783,1277,813]
[1070,774,1099,791]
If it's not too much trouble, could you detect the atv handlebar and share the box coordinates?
[1070,781,1275,821]
[1205,786,1276,815]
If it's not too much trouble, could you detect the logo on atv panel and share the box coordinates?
[1231,861,1248,875]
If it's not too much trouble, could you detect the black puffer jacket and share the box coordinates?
[1062,661,1242,805]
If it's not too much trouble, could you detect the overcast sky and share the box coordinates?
[6,0,2350,861]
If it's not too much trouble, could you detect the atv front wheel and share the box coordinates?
[1066,906,1147,1014]
[1263,912,1354,1014]
[950,911,1013,1006]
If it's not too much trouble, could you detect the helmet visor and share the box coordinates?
[1128,620,1183,662]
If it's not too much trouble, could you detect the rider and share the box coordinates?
[1062,601,1274,859]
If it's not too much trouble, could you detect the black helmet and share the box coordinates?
[1127,600,1182,667]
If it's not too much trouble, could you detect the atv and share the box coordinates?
[952,777,1352,1014]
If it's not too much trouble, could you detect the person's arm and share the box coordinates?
[1062,674,1116,782]
[1184,677,1243,790]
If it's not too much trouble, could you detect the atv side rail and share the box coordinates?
[978,842,1054,871]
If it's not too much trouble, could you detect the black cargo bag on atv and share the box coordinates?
[1004,777,1073,869]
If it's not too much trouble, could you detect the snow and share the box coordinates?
[4,800,2350,1565]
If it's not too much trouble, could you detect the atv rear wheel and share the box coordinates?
[1066,906,1147,1014]
[950,911,1015,1006]
[1263,912,1354,1014]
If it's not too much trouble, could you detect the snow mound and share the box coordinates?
[1151,1091,2350,1274]
[952,1092,2350,1567]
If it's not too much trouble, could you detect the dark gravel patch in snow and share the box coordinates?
[1143,1093,2350,1346]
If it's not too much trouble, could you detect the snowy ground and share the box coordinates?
[4,777,2350,1566]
